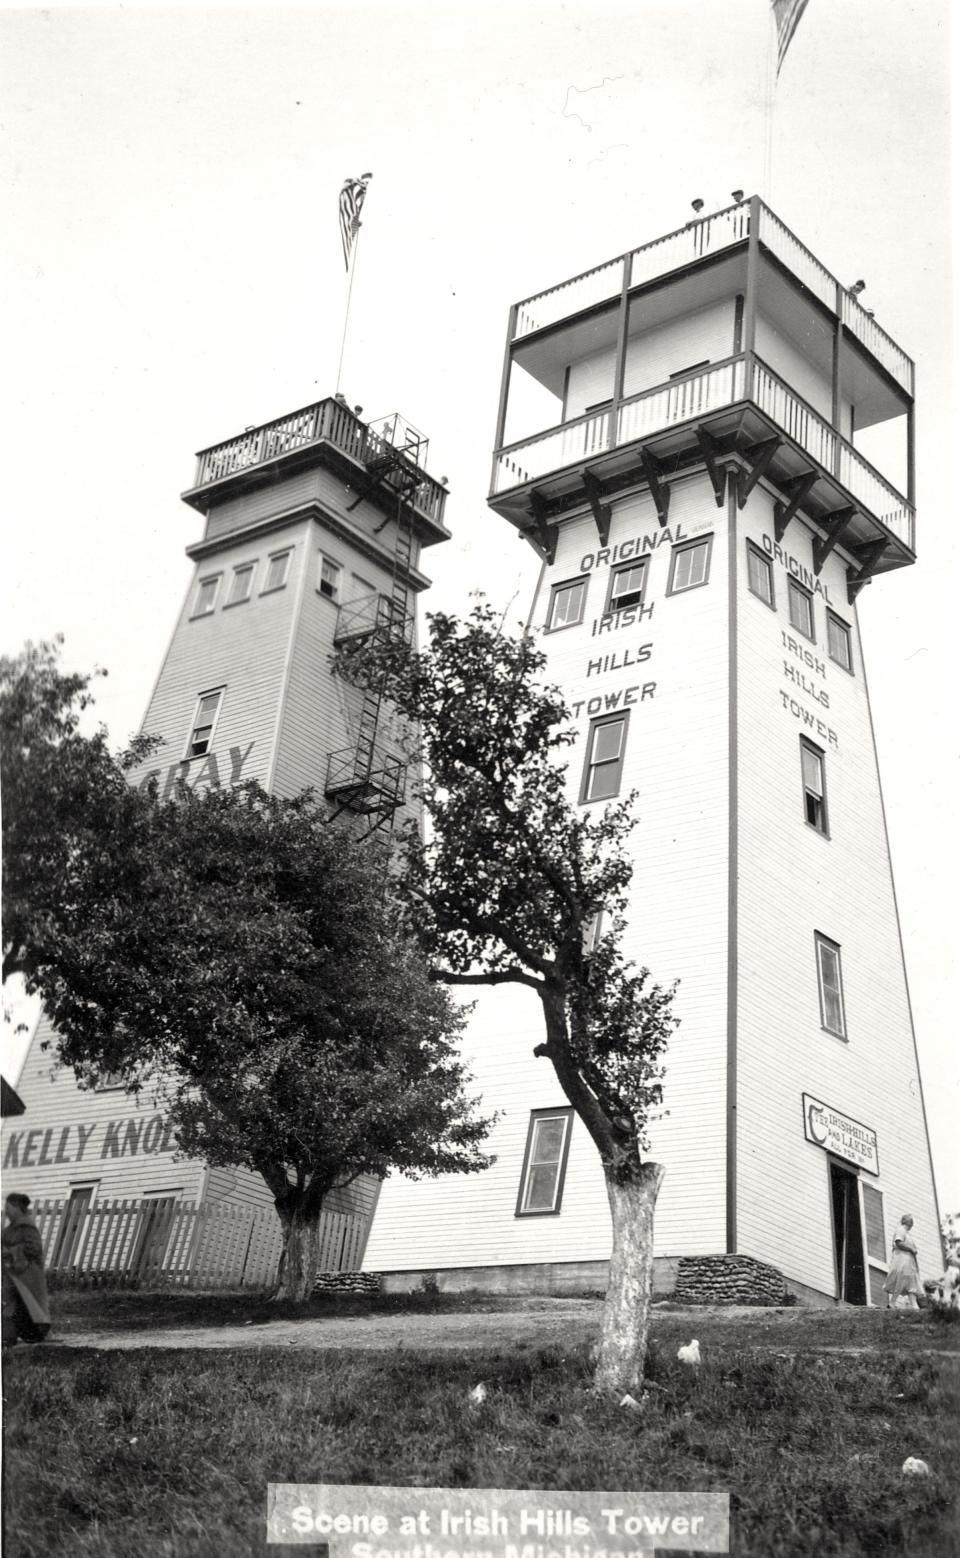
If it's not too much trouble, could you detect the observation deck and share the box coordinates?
[489,198,916,598]
[183,397,450,546]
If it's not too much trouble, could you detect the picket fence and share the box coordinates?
[32,1197,368,1291]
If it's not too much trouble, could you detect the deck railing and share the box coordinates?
[756,206,836,312]
[509,203,913,401]
[193,399,447,527]
[630,203,750,290]
[840,292,913,394]
[493,353,914,551]
[617,357,746,444]
[334,593,410,647]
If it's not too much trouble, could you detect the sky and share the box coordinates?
[1,0,956,1212]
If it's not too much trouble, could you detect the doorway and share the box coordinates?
[829,1160,866,1305]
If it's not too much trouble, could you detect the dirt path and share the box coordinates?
[47,1301,606,1352]
[42,1301,960,1355]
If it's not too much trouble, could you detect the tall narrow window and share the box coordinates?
[186,688,224,759]
[516,1109,573,1216]
[668,536,712,595]
[193,575,220,616]
[318,554,342,601]
[606,560,648,614]
[262,550,292,593]
[51,1185,96,1271]
[582,909,605,956]
[800,738,828,835]
[226,564,255,606]
[746,542,775,607]
[788,578,815,641]
[827,611,853,673]
[815,933,846,1038]
[581,713,629,803]
[547,578,587,631]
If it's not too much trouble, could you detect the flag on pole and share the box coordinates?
[339,173,372,270]
[772,0,810,74]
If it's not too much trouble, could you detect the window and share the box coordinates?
[746,542,775,607]
[186,688,224,759]
[547,577,587,631]
[516,1110,573,1216]
[815,933,846,1038]
[318,553,342,601]
[226,564,255,606]
[667,535,712,595]
[788,578,815,641]
[606,560,648,614]
[262,550,292,593]
[193,575,220,617]
[95,1070,125,1091]
[800,739,828,836]
[582,909,605,956]
[827,611,853,673]
[580,713,629,803]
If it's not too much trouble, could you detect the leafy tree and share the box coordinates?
[1,642,494,1299]
[336,601,678,1392]
[1,638,153,986]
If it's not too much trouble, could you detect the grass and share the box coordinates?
[4,1332,959,1558]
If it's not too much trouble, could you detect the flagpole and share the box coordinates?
[762,7,777,202]
[335,235,361,398]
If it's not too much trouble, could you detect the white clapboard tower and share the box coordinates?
[3,399,450,1249]
[364,197,940,1304]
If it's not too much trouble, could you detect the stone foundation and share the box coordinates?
[312,1270,383,1295]
[672,1254,787,1306]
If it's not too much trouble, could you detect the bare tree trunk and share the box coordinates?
[593,1160,665,1394]
[273,1204,322,1302]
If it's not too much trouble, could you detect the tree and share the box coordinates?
[1,638,153,987]
[1,643,494,1299]
[336,601,678,1393]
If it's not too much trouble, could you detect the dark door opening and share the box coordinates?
[829,1160,866,1305]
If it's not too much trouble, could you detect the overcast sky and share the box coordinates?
[1,0,956,1213]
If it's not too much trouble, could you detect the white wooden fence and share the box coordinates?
[32,1197,368,1291]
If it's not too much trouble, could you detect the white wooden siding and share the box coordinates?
[623,301,735,400]
[366,474,731,1271]
[1,1013,205,1205]
[733,488,941,1290]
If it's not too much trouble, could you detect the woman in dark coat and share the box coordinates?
[2,1192,51,1344]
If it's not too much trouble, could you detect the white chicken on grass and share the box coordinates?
[677,1339,702,1369]
[467,1382,488,1407]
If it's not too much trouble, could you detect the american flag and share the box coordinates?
[772,0,810,74]
[339,173,372,270]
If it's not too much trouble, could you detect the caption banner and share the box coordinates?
[266,1484,729,1556]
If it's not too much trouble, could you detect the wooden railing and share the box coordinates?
[629,203,750,290]
[193,399,448,527]
[617,357,747,443]
[32,1197,368,1292]
[493,353,914,551]
[509,203,914,403]
[515,258,624,340]
[757,206,836,311]
[752,357,914,549]
[840,292,914,394]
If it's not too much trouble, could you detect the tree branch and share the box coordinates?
[432,968,543,993]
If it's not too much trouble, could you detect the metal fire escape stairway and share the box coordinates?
[325,419,424,831]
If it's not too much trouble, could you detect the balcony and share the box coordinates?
[333,592,412,649]
[492,198,916,587]
[492,354,913,561]
[183,397,450,543]
[511,200,913,396]
[325,744,406,815]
